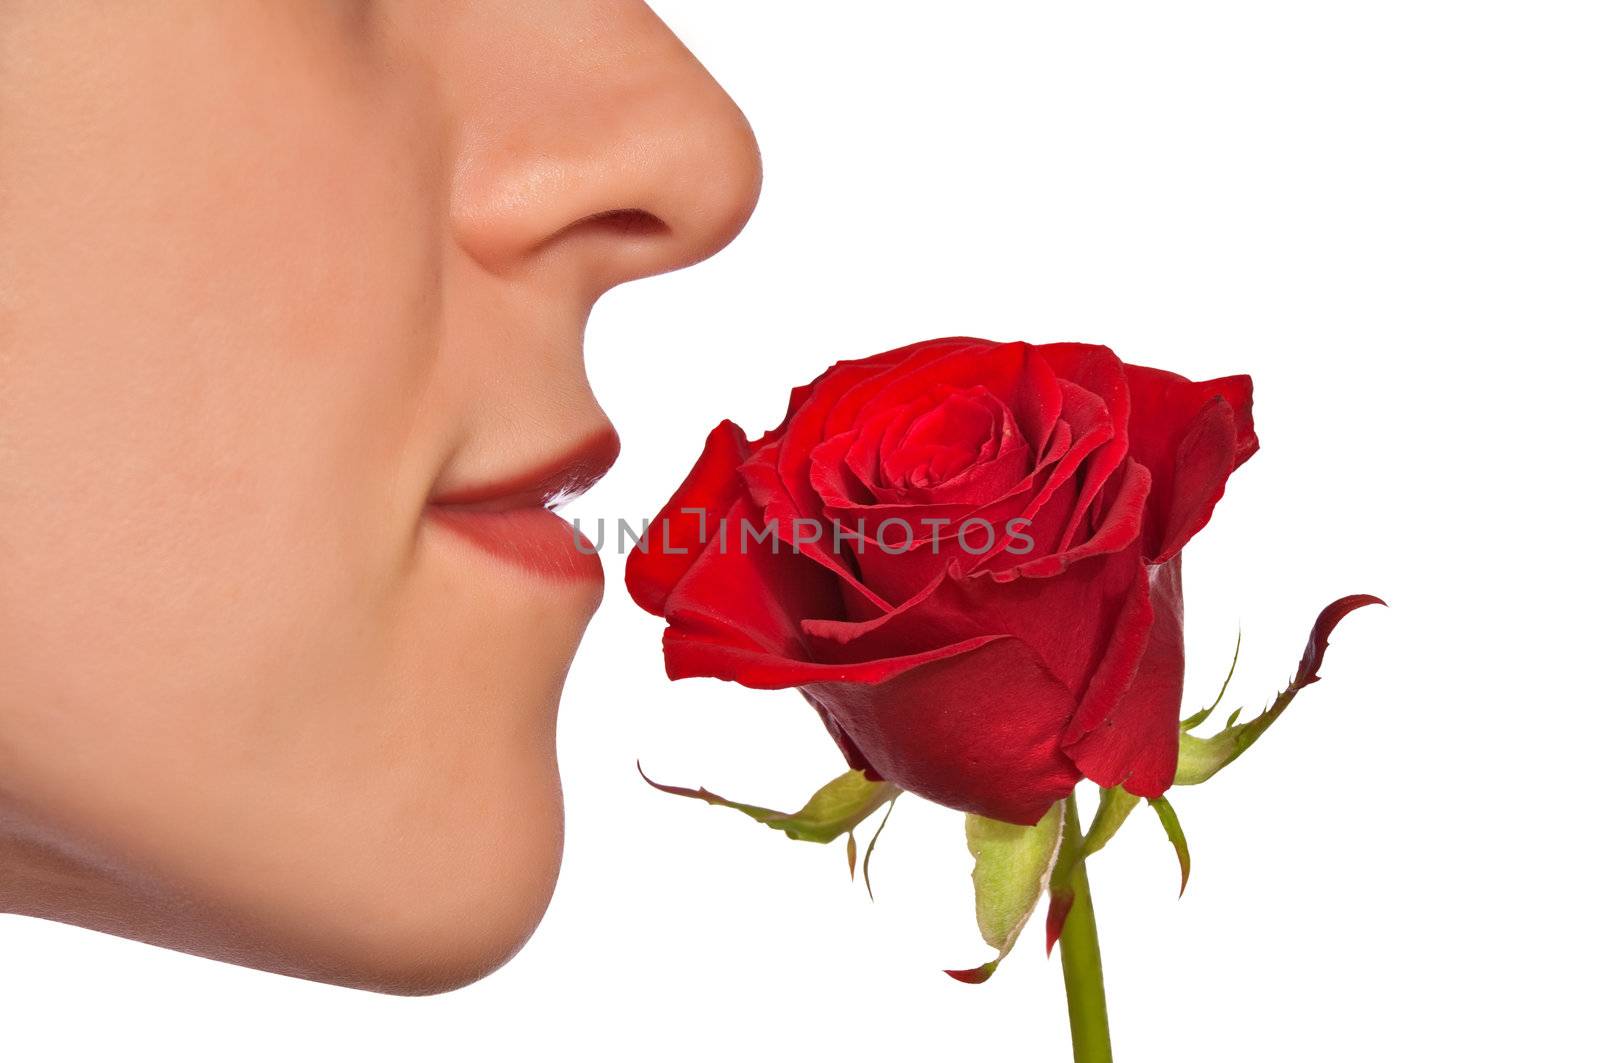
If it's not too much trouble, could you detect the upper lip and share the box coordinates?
[427,427,620,513]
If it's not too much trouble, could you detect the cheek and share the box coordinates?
[0,23,445,818]
[0,11,580,989]
[0,0,446,726]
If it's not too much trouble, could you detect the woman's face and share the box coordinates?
[0,1,759,992]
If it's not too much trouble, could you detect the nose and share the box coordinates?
[437,1,763,296]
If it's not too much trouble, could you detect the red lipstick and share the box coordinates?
[426,428,619,582]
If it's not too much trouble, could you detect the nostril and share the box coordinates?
[580,208,668,238]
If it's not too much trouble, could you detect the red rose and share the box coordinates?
[626,337,1257,825]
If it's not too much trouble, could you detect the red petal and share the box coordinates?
[797,549,1155,822]
[1122,365,1256,563]
[657,494,847,668]
[741,444,895,615]
[1016,349,1065,460]
[625,420,751,617]
[826,339,1027,439]
[1064,555,1183,797]
[804,635,1084,824]
[987,459,1151,581]
[666,626,1014,688]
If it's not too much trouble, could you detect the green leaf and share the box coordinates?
[1175,595,1384,786]
[637,762,897,843]
[1148,796,1191,895]
[946,801,1066,984]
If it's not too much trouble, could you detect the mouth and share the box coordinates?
[425,427,620,583]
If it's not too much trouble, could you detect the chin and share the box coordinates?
[319,793,566,997]
[195,752,568,997]
[274,702,574,996]
[7,665,575,998]
[288,549,594,994]
[3,770,566,998]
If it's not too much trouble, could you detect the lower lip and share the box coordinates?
[426,505,603,583]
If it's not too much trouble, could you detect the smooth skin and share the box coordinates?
[0,1,760,993]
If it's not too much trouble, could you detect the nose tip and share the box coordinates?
[445,5,763,291]
[651,91,764,276]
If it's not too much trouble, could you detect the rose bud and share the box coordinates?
[626,337,1256,826]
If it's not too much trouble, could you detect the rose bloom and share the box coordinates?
[627,337,1256,825]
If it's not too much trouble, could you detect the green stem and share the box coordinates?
[1055,790,1113,1063]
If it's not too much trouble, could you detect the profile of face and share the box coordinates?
[0,2,760,993]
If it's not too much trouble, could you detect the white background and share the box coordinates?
[5,1,1597,1059]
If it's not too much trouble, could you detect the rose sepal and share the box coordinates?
[637,763,897,843]
[946,801,1066,984]
[1042,785,1137,955]
[1175,594,1385,786]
